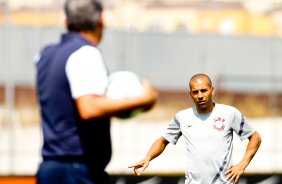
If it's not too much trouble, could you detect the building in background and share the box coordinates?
[0,0,281,36]
[104,0,278,36]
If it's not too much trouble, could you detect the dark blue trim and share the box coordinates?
[211,159,227,184]
[173,116,180,124]
[238,114,245,136]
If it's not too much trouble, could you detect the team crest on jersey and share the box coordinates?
[213,117,225,131]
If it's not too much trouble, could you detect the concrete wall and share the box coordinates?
[0,26,282,92]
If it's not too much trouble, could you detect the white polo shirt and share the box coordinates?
[163,103,255,184]
[65,45,108,99]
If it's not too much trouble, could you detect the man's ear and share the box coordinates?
[64,18,68,28]
[211,86,215,96]
[97,13,104,28]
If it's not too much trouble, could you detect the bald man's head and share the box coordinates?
[189,73,215,113]
[189,73,212,90]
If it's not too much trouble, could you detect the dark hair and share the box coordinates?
[64,0,103,32]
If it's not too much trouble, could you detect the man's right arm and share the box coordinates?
[65,46,158,120]
[128,136,169,176]
[75,80,158,120]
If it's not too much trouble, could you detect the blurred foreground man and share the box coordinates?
[129,73,261,184]
[35,0,158,184]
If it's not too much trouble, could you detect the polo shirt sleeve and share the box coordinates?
[65,45,108,99]
[231,108,256,141]
[162,115,182,145]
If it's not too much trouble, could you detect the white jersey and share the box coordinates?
[163,103,255,184]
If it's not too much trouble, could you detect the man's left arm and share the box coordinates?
[225,131,262,183]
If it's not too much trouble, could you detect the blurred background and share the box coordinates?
[0,0,282,183]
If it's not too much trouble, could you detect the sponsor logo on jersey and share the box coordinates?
[213,117,225,131]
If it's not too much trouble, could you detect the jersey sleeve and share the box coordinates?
[231,108,255,141]
[162,116,182,145]
[65,45,108,99]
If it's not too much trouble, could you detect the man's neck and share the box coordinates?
[79,31,100,46]
[197,102,215,114]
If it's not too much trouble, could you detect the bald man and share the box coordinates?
[129,73,261,184]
